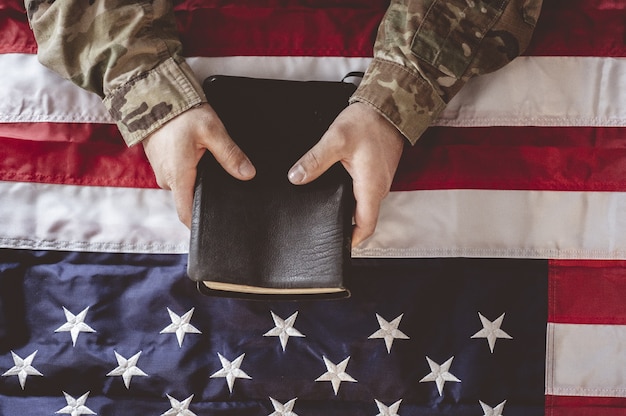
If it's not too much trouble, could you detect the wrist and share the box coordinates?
[349,58,444,145]
[104,57,207,147]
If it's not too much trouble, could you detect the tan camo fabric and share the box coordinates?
[26,0,542,147]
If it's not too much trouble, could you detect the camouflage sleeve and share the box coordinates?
[25,0,206,147]
[351,0,543,144]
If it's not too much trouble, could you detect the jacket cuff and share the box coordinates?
[349,58,445,145]
[103,57,206,147]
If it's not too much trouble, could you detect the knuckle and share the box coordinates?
[176,209,190,226]
[155,177,167,189]
[161,170,176,191]
[219,140,243,166]
[303,149,322,171]
[378,185,391,200]
[322,131,349,156]
[360,215,378,231]
[153,168,173,191]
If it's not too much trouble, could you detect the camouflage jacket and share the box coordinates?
[25,0,542,147]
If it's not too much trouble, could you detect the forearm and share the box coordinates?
[25,0,206,146]
[351,0,543,144]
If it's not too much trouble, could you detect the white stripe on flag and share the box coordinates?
[0,54,371,124]
[439,56,626,127]
[0,54,624,127]
[354,189,626,259]
[546,322,626,398]
[1,181,625,259]
[0,181,189,253]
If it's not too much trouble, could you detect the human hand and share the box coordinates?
[142,104,256,227]
[288,102,405,247]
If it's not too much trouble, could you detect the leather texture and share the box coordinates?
[187,76,356,298]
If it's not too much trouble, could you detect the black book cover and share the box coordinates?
[187,75,356,298]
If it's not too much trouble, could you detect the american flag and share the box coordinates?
[0,0,624,415]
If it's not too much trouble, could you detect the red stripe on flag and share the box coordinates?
[0,125,156,188]
[393,126,626,192]
[0,122,119,143]
[546,395,626,416]
[0,2,37,54]
[3,124,626,191]
[527,0,626,57]
[175,3,385,57]
[549,260,626,325]
[2,0,624,57]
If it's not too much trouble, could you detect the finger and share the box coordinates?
[205,129,256,181]
[288,138,342,185]
[351,181,383,247]
[170,167,198,229]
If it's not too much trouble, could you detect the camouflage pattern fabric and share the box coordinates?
[26,0,206,146]
[351,0,543,144]
[25,0,542,147]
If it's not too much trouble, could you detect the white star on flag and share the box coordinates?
[55,392,96,416]
[210,353,252,393]
[160,307,202,347]
[315,356,357,395]
[160,394,197,416]
[419,356,461,396]
[263,311,305,351]
[471,312,513,353]
[368,313,409,353]
[106,351,148,389]
[375,399,402,416]
[55,306,96,347]
[2,350,43,389]
[268,397,299,416]
[480,400,507,416]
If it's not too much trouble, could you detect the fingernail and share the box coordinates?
[238,159,255,178]
[288,164,306,184]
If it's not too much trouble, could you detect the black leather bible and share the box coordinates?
[187,75,356,299]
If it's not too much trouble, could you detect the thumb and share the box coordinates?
[288,138,341,185]
[204,122,256,181]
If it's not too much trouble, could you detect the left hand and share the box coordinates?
[142,104,256,228]
[288,102,405,247]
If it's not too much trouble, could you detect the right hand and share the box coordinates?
[142,103,256,228]
[287,102,404,247]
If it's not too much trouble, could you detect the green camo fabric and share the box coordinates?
[26,0,542,146]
